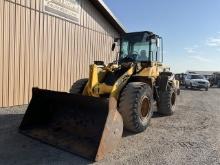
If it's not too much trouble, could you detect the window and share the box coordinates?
[191,75,204,79]
[119,32,153,62]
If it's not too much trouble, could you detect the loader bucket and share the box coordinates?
[19,88,123,161]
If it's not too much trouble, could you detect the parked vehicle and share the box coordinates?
[209,72,220,88]
[175,73,186,85]
[185,74,210,91]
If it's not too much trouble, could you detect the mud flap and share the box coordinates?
[19,88,123,161]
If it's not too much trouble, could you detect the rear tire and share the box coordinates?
[190,83,193,89]
[157,85,176,116]
[177,88,180,95]
[118,82,153,133]
[69,78,88,94]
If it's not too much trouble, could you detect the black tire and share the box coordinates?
[118,82,153,133]
[218,80,220,88]
[177,88,180,95]
[185,84,188,89]
[157,85,176,116]
[69,78,88,94]
[205,87,208,91]
[190,83,193,89]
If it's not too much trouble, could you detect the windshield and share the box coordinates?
[119,32,155,63]
[191,75,204,79]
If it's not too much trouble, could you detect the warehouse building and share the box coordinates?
[0,0,126,107]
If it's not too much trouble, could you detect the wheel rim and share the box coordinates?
[171,92,176,106]
[140,97,151,119]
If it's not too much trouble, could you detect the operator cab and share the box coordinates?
[118,31,163,64]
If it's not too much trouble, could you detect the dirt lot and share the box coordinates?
[0,88,220,165]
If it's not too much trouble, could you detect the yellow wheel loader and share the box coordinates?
[19,31,180,161]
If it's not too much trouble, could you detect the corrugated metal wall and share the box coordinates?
[0,0,119,107]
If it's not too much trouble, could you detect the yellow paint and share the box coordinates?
[83,64,135,99]
[83,62,176,99]
[136,62,161,78]
[110,66,134,99]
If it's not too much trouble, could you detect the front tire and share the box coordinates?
[118,82,153,133]
[157,85,176,116]
[190,83,193,89]
[69,78,88,94]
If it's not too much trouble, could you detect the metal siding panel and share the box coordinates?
[66,22,71,90]
[57,19,63,91]
[46,15,52,89]
[89,1,94,32]
[78,27,82,79]
[74,25,79,82]
[94,31,97,62]
[3,2,10,107]
[42,14,48,89]
[35,0,40,11]
[64,22,69,91]
[28,3,35,102]
[0,0,120,107]
[26,0,31,8]
[98,32,101,61]
[38,11,43,89]
[70,25,76,85]
[86,28,89,76]
[93,30,96,61]
[81,27,85,78]
[14,2,21,106]
[59,21,65,91]
[61,22,68,91]
[20,0,25,6]
[8,2,16,106]
[34,8,40,88]
[82,28,86,78]
[24,3,31,104]
[85,0,89,29]
[93,31,96,62]
[77,26,81,79]
[79,0,83,26]
[19,6,26,105]
[103,34,106,63]
[0,0,4,107]
[89,29,93,63]
[16,0,21,5]
[85,30,89,77]
[82,28,87,78]
[39,0,43,12]
[101,34,105,62]
[50,16,56,90]
[54,18,59,91]
[68,22,73,89]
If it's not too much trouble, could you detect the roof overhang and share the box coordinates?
[89,0,126,34]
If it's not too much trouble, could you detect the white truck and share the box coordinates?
[185,74,210,91]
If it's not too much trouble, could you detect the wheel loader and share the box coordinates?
[19,31,180,161]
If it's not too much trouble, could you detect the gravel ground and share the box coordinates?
[0,88,220,165]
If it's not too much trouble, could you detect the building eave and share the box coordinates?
[89,0,126,34]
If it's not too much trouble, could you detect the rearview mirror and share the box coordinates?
[111,43,116,51]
